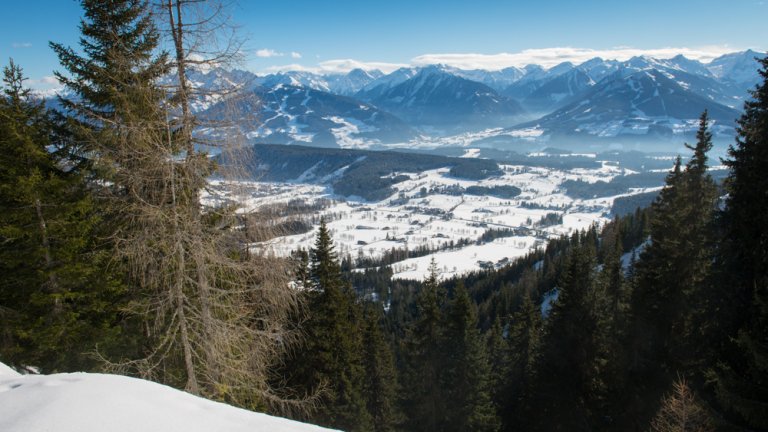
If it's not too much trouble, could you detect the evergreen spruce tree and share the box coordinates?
[50,2,303,408]
[503,293,542,431]
[593,223,632,420]
[486,316,510,421]
[297,220,371,431]
[630,156,687,376]
[442,281,500,432]
[0,60,128,372]
[627,113,718,428]
[532,237,604,431]
[712,54,768,430]
[402,259,447,432]
[361,304,401,432]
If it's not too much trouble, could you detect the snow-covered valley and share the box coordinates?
[205,155,667,281]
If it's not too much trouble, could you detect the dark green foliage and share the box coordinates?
[631,111,719,372]
[712,54,768,430]
[441,282,500,432]
[531,234,607,431]
[361,304,401,432]
[400,262,500,432]
[562,171,669,199]
[292,220,372,431]
[464,185,522,199]
[611,190,659,217]
[622,112,721,429]
[402,260,447,432]
[502,293,542,431]
[0,60,130,372]
[50,0,168,123]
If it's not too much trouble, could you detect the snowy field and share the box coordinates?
[0,362,334,432]
[205,159,661,281]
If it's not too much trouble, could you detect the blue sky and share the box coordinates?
[1,0,766,88]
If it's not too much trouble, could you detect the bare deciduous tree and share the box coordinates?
[650,377,714,432]
[91,0,313,415]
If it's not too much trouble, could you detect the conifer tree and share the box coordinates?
[712,54,768,430]
[486,316,510,420]
[51,1,301,409]
[533,237,603,431]
[442,281,500,432]
[630,155,689,370]
[361,304,401,432]
[650,378,714,432]
[402,259,447,432]
[296,220,371,431]
[0,60,128,372]
[503,293,542,431]
[626,114,719,428]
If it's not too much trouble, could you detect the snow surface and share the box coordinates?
[0,362,20,378]
[0,362,335,432]
[214,161,656,281]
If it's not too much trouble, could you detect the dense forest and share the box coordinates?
[1,1,767,431]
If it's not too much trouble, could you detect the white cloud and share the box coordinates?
[12,42,32,49]
[290,52,302,59]
[317,59,407,74]
[262,59,408,75]
[411,46,740,70]
[255,48,284,58]
[261,63,317,74]
[38,76,59,85]
[256,46,756,76]
[28,76,63,96]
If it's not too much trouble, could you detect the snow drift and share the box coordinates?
[0,362,334,432]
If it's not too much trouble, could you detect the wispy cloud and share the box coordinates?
[411,46,739,70]
[255,48,284,58]
[290,52,302,59]
[12,42,32,49]
[263,59,407,75]
[317,59,407,74]
[27,76,63,96]
[257,46,753,76]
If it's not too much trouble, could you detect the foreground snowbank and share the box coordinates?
[0,362,334,432]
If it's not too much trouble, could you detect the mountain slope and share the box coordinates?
[326,68,384,95]
[512,69,740,140]
[361,65,527,131]
[202,84,416,148]
[521,68,596,114]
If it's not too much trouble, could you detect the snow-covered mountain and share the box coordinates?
[355,67,420,100]
[325,68,384,95]
[707,49,763,86]
[521,68,596,114]
[358,65,527,132]
[255,71,332,92]
[253,69,385,97]
[507,69,740,144]
[44,49,764,152]
[201,83,416,149]
[448,66,527,92]
[578,57,622,82]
